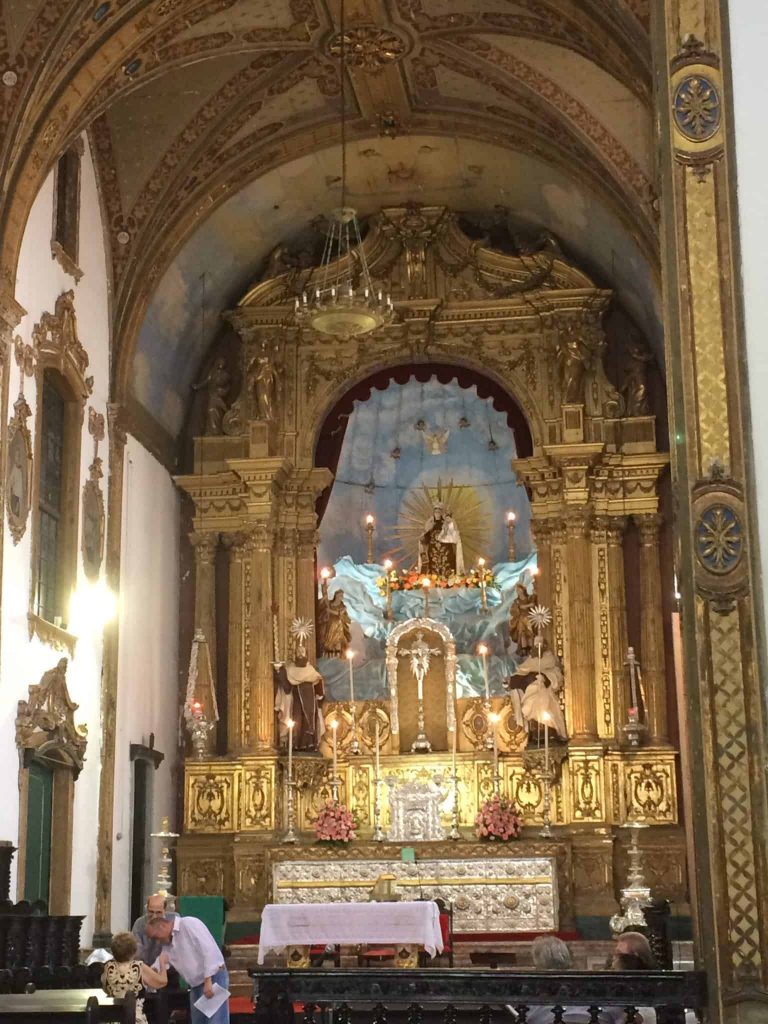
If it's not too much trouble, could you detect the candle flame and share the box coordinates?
[384,558,393,569]
[366,514,375,525]
[507,511,516,523]
[531,566,540,576]
[421,577,431,588]
[345,648,355,661]
[478,643,488,656]
[286,719,294,729]
[542,711,551,722]
[320,567,331,579]
[330,719,339,731]
[489,711,501,724]
[477,557,486,566]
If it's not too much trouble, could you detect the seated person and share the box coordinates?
[102,931,168,1024]
[508,936,611,1023]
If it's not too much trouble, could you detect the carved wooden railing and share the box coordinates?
[252,967,708,1023]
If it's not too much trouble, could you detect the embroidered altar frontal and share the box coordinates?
[272,856,558,933]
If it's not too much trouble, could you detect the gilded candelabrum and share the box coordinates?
[283,779,299,844]
[610,823,651,932]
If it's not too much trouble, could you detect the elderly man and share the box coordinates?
[131,893,178,965]
[145,914,229,1024]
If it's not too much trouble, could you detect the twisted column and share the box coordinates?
[635,513,668,744]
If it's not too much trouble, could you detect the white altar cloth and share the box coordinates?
[258,900,444,964]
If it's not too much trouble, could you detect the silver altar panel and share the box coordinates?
[272,856,558,933]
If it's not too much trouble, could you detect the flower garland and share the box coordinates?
[376,566,496,596]
[314,799,357,843]
[475,794,522,841]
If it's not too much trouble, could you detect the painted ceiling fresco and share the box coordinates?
[0,0,656,456]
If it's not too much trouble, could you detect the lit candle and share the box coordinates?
[346,648,355,703]
[478,643,490,699]
[374,718,381,778]
[331,719,338,779]
[320,566,331,580]
[366,514,375,563]
[507,511,517,561]
[542,710,550,777]
[451,723,457,777]
[287,718,294,783]
[421,576,431,616]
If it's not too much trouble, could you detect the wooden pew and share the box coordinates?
[0,988,135,1022]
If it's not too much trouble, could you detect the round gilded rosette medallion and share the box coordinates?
[673,74,721,142]
[694,503,743,575]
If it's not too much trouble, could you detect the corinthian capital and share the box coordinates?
[634,513,663,545]
[189,531,219,560]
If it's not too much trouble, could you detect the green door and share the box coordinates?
[24,759,53,906]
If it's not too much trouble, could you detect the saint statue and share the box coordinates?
[505,644,568,744]
[317,577,351,658]
[274,621,325,751]
[248,346,277,422]
[8,441,24,518]
[622,338,653,417]
[557,327,592,405]
[192,357,230,435]
[418,501,465,576]
[508,582,538,655]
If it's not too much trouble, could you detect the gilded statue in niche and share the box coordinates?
[557,326,593,404]
[622,338,653,417]
[6,392,32,545]
[247,344,278,422]
[192,357,231,435]
[419,502,464,575]
[508,581,538,655]
[317,577,351,658]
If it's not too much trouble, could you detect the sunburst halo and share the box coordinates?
[392,478,490,568]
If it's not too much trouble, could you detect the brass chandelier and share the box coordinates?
[294,0,393,339]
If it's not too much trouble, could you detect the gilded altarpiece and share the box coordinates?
[175,205,685,926]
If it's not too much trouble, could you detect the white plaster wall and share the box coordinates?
[730,4,768,605]
[0,137,111,942]
[111,436,179,934]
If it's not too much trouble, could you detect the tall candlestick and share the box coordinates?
[478,643,490,700]
[542,711,550,778]
[346,648,355,703]
[375,718,381,778]
[507,511,517,561]
[331,719,338,779]
[478,557,488,612]
[346,649,360,754]
[384,558,393,619]
[366,514,375,563]
[287,719,294,782]
[451,723,457,775]
[627,646,639,715]
[490,711,500,792]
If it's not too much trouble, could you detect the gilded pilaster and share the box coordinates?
[591,516,627,739]
[656,0,768,1013]
[564,511,598,742]
[530,519,552,609]
[606,517,629,738]
[634,513,668,744]
[222,533,246,752]
[248,522,276,751]
[93,404,127,945]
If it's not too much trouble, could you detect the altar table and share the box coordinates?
[258,900,444,964]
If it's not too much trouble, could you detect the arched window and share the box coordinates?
[29,294,89,648]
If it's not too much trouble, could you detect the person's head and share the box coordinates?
[145,918,174,945]
[531,935,572,970]
[612,952,647,971]
[615,931,655,968]
[111,931,138,963]
[294,653,308,667]
[146,893,167,921]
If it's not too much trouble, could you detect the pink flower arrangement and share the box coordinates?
[314,799,357,843]
[475,794,522,841]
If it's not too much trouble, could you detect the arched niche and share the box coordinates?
[386,617,457,753]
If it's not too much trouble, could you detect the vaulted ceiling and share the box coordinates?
[0,0,657,460]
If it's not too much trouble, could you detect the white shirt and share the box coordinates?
[154,916,224,987]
